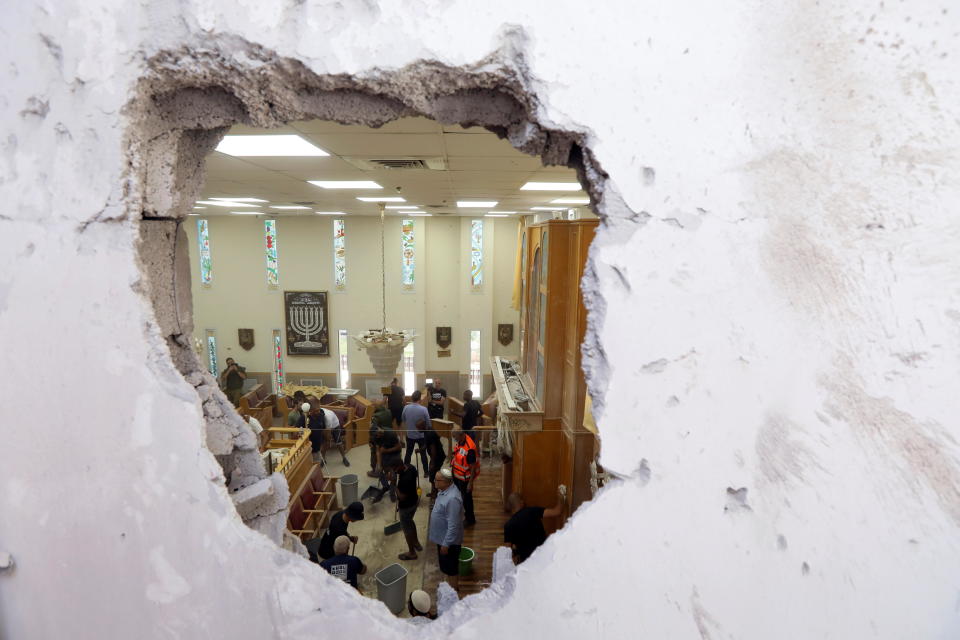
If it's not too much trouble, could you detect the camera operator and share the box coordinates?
[219,357,247,407]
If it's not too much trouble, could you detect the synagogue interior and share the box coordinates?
[185,116,603,620]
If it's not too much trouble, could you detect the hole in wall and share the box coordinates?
[131,42,614,627]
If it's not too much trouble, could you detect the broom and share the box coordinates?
[384,445,421,535]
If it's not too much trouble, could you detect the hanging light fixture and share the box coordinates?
[353,204,414,379]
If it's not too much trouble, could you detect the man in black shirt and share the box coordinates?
[392,459,422,560]
[503,486,565,564]
[427,378,447,417]
[388,377,405,429]
[423,424,445,495]
[373,423,402,503]
[314,501,364,560]
[460,389,482,444]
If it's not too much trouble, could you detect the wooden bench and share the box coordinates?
[287,463,340,542]
[271,428,314,491]
[346,395,373,446]
[240,383,276,415]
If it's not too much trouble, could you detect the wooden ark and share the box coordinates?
[492,218,600,531]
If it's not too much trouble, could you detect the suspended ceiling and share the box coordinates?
[197,117,586,217]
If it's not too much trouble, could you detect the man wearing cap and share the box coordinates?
[319,535,366,590]
[428,469,463,589]
[407,589,436,624]
[315,501,364,560]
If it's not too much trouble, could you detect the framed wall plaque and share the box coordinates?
[284,291,329,356]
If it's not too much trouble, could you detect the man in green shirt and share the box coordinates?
[287,393,309,429]
[219,358,246,407]
[368,395,394,478]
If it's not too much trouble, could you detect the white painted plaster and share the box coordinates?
[2,1,959,639]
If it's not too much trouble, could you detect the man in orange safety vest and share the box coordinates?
[450,425,480,526]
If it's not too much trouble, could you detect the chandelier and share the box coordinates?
[353,203,414,377]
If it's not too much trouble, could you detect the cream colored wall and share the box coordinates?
[184,214,520,383]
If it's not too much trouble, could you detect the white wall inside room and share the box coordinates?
[3,1,960,640]
[184,213,520,380]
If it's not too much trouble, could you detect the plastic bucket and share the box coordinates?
[458,546,475,576]
[340,473,359,505]
[374,563,408,614]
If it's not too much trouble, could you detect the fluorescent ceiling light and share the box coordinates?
[187,213,199,216]
[551,197,589,204]
[230,211,264,215]
[404,210,426,214]
[457,201,497,208]
[210,197,267,202]
[386,205,419,210]
[410,213,432,217]
[531,206,565,211]
[216,135,328,157]
[192,207,207,210]
[485,214,509,217]
[270,205,311,210]
[520,182,581,191]
[487,210,517,214]
[314,211,347,216]
[357,197,405,202]
[310,181,382,189]
[196,200,260,208]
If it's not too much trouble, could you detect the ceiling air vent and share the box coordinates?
[342,156,447,171]
[371,159,428,170]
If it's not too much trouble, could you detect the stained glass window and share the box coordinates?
[470,219,483,289]
[401,218,415,290]
[272,329,284,395]
[338,329,350,388]
[333,219,346,291]
[205,330,218,376]
[265,219,279,286]
[469,329,481,396]
[197,218,212,285]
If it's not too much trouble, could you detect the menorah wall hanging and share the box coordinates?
[283,290,330,356]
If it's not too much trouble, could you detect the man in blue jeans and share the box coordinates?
[401,390,430,473]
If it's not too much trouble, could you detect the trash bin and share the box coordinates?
[458,546,475,576]
[375,563,408,614]
[340,473,359,505]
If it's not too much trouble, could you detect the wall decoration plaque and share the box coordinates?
[436,326,452,349]
[284,291,329,356]
[238,328,255,351]
[498,323,514,346]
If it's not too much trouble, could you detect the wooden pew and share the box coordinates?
[346,395,373,446]
[239,383,276,414]
[287,463,339,542]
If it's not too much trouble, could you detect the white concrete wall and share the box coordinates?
[2,1,960,639]
[183,214,519,380]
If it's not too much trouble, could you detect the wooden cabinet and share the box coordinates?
[499,219,599,525]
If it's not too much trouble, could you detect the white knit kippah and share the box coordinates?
[410,589,431,613]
